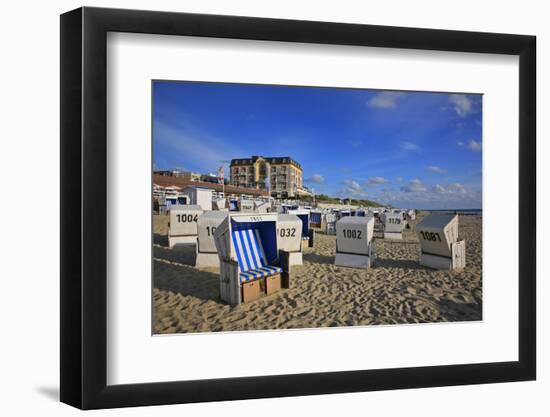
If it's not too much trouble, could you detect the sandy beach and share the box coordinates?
[153,212,482,334]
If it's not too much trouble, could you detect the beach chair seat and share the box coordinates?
[240,266,283,282]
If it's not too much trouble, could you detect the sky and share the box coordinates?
[153,81,482,209]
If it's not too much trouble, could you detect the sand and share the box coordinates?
[153,212,482,333]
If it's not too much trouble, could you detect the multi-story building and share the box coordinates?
[230,156,311,198]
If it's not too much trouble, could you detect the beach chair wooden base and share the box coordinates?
[169,235,197,248]
[240,273,283,301]
[220,260,290,305]
[383,232,403,240]
[334,253,373,269]
[420,240,466,271]
[241,279,264,303]
[194,252,220,269]
[265,273,282,295]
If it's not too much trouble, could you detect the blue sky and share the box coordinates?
[153,81,482,209]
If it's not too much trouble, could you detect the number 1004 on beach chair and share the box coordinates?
[214,213,292,305]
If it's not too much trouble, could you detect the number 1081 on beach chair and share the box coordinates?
[214,213,292,305]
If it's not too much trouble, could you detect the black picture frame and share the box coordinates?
[60,6,536,410]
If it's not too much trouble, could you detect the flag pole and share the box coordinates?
[219,160,230,197]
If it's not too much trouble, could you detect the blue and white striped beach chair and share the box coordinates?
[214,213,292,305]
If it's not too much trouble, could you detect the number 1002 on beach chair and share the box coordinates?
[334,216,375,269]
[214,213,292,305]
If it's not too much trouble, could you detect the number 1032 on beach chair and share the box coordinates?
[214,213,292,305]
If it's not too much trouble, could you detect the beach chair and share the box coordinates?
[334,216,375,268]
[168,205,203,248]
[406,209,416,221]
[254,200,271,213]
[229,199,239,211]
[239,199,255,213]
[287,209,315,247]
[212,197,227,211]
[214,213,292,305]
[339,210,351,218]
[381,211,405,239]
[325,212,337,235]
[195,211,228,268]
[416,214,465,271]
[309,210,323,230]
[277,214,304,266]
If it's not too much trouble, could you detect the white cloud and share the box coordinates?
[467,140,482,152]
[401,141,419,152]
[396,177,403,183]
[367,92,404,109]
[458,139,482,152]
[432,184,447,194]
[426,165,446,174]
[449,94,474,117]
[366,176,389,187]
[431,183,468,196]
[400,179,427,193]
[306,174,325,184]
[448,183,467,194]
[344,179,362,192]
[370,181,481,209]
[339,179,369,198]
[348,140,363,148]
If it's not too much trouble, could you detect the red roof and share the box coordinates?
[153,175,268,197]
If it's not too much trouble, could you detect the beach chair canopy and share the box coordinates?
[231,221,281,281]
[325,212,337,224]
[239,199,255,212]
[310,210,322,227]
[287,209,310,239]
[197,211,228,253]
[229,199,239,211]
[277,214,303,252]
[169,205,203,236]
[382,212,406,233]
[254,201,270,213]
[416,214,459,257]
[212,198,227,210]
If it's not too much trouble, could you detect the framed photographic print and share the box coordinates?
[60,6,536,409]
